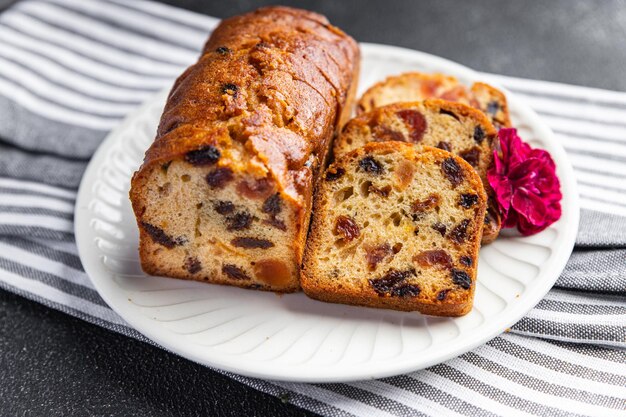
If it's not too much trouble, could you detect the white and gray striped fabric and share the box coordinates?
[1,1,625,415]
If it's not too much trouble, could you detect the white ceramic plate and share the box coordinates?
[75,43,579,382]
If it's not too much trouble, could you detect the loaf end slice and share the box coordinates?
[302,142,486,316]
[357,72,512,128]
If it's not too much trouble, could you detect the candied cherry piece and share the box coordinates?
[413,250,453,269]
[397,109,427,143]
[365,243,393,270]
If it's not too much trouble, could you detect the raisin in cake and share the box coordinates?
[302,142,486,316]
[129,7,359,292]
[357,72,512,128]
[335,99,501,244]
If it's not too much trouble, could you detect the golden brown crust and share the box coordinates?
[302,142,486,316]
[130,7,359,291]
[471,82,512,129]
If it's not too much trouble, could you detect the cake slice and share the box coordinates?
[302,142,486,316]
[357,72,511,128]
[335,99,501,244]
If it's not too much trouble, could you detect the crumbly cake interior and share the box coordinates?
[137,159,300,291]
[335,100,500,244]
[302,143,486,316]
[335,100,496,181]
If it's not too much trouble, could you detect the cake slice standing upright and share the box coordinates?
[302,142,486,316]
[334,99,501,243]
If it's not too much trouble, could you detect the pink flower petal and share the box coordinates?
[487,128,562,236]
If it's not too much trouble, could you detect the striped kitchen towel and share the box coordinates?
[0,0,625,416]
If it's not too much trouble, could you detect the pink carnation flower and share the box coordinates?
[487,128,562,236]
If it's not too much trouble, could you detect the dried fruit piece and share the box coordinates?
[451,268,472,289]
[221,83,239,95]
[334,215,360,241]
[263,217,287,231]
[369,184,392,197]
[391,283,420,297]
[206,167,234,188]
[395,160,415,188]
[237,177,273,199]
[436,141,451,152]
[262,193,282,215]
[185,145,220,166]
[460,256,473,267]
[214,201,235,215]
[141,222,186,248]
[365,243,393,270]
[441,157,464,187]
[372,125,405,142]
[368,268,416,296]
[473,126,485,144]
[460,147,481,168]
[449,219,470,244]
[358,156,384,174]
[413,250,453,269]
[254,259,291,287]
[262,194,286,230]
[397,109,427,142]
[231,237,274,249]
[484,208,496,226]
[222,264,250,280]
[216,46,231,54]
[437,289,450,301]
[325,167,345,181]
[184,257,202,274]
[226,211,254,231]
[431,222,447,237]
[459,194,479,208]
[487,101,500,115]
[412,194,440,213]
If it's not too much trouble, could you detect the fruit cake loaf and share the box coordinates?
[357,72,512,128]
[129,7,359,292]
[302,142,486,316]
[334,99,501,244]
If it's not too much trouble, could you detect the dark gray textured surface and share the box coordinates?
[1,1,625,416]
[160,0,626,91]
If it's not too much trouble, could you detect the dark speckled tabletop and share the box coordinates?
[1,1,625,416]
